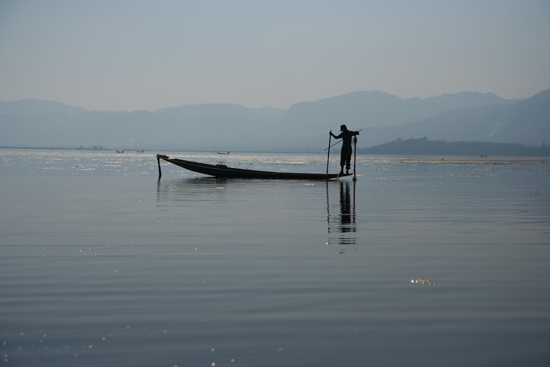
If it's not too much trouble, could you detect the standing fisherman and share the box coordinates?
[330,124,360,175]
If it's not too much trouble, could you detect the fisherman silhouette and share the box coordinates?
[330,124,360,175]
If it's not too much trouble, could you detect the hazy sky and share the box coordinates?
[0,0,549,111]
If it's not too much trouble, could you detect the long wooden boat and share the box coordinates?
[156,154,350,180]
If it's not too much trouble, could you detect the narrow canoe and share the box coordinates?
[157,155,350,180]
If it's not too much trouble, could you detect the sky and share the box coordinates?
[0,0,549,111]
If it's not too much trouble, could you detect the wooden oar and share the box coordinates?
[326,132,332,176]
[157,156,162,179]
[353,136,358,181]
[324,139,341,151]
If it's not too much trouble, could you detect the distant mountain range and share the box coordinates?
[0,90,548,152]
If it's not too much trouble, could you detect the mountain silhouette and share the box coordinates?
[0,98,87,117]
[0,90,547,151]
[359,89,549,147]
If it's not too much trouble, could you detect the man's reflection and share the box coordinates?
[339,181,356,232]
[327,181,357,247]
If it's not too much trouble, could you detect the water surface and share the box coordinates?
[1,149,549,366]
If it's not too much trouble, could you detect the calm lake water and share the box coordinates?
[1,149,549,367]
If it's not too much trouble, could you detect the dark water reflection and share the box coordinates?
[327,181,357,247]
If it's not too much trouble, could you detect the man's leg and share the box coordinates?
[345,150,352,174]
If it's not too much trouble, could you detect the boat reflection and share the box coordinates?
[156,177,229,203]
[327,181,357,248]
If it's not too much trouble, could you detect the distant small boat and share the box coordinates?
[116,150,124,153]
[156,154,351,180]
[217,152,230,155]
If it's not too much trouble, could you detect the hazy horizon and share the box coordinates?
[0,89,531,113]
[1,0,549,112]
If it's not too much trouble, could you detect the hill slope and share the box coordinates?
[356,89,549,148]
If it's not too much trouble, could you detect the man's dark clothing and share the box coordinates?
[332,129,359,172]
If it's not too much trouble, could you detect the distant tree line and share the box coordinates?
[76,145,104,150]
[358,138,550,156]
